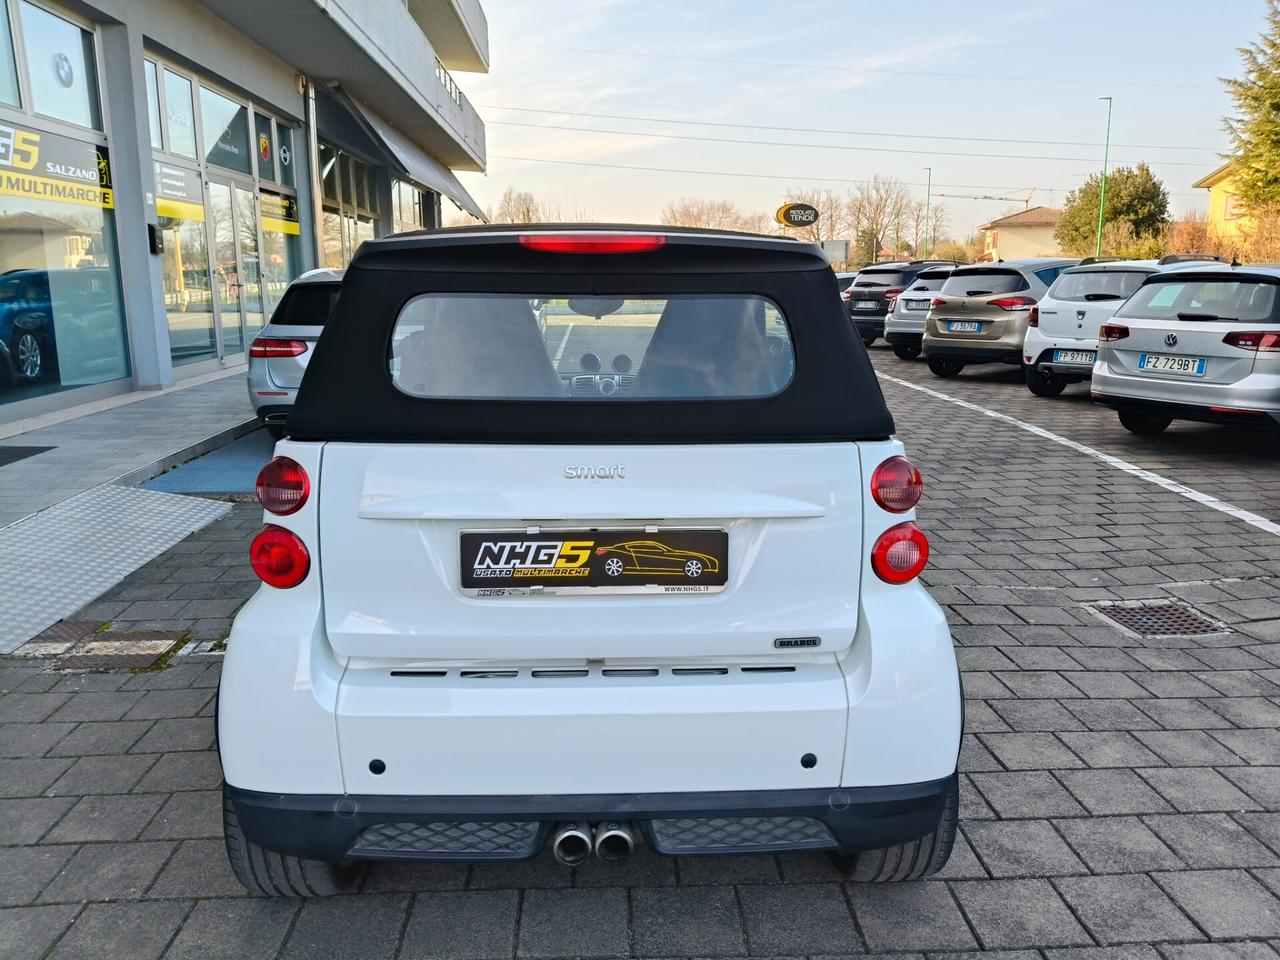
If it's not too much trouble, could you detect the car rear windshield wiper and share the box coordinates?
[1083,293,1123,301]
[1176,312,1235,322]
[965,290,993,296]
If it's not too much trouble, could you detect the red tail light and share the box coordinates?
[883,287,904,303]
[871,456,923,513]
[255,456,310,515]
[987,296,1036,311]
[250,338,307,358]
[1099,323,1129,342]
[1223,330,1280,351]
[930,297,946,307]
[519,233,666,254]
[1027,306,1040,327]
[250,524,310,588]
[871,522,929,584]
[841,289,852,301]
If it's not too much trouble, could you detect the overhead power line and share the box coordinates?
[492,41,1211,90]
[478,104,1223,154]
[489,119,1211,167]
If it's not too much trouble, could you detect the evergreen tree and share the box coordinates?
[1055,164,1169,256]
[1224,0,1280,208]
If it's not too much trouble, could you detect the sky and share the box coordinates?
[452,0,1268,239]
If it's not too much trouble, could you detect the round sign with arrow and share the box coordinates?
[775,202,819,228]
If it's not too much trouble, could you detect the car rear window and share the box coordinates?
[1115,278,1278,323]
[388,293,794,400]
[854,270,907,288]
[269,282,341,327]
[1048,270,1149,303]
[940,269,1028,296]
[906,270,951,292]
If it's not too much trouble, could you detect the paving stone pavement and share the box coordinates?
[5,347,1280,958]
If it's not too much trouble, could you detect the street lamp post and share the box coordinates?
[1095,97,1113,259]
[923,166,932,258]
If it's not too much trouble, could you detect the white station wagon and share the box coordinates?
[218,226,962,895]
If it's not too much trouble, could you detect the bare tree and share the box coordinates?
[492,187,542,224]
[540,196,596,223]
[846,177,912,262]
[661,197,767,233]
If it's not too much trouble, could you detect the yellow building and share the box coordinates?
[1192,161,1245,240]
[978,207,1063,261]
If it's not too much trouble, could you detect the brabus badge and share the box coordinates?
[774,637,821,649]
[1165,333,1179,347]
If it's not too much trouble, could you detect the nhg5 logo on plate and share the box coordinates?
[472,540,595,579]
[0,125,39,171]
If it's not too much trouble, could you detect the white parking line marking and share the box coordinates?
[552,323,575,365]
[878,372,1280,538]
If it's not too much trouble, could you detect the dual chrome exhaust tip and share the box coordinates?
[551,821,634,866]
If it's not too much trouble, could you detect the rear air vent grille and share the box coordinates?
[459,670,518,679]
[389,670,447,678]
[531,669,589,679]
[390,665,798,681]
[672,667,729,676]
[602,668,660,677]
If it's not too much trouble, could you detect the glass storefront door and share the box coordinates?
[205,180,261,358]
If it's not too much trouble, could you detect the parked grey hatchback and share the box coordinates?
[1091,266,1280,435]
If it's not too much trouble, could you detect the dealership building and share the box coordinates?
[0,0,488,423]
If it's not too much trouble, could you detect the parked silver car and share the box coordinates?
[247,268,343,437]
[1092,266,1280,435]
[883,265,956,360]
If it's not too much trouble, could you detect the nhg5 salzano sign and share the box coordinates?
[0,122,113,209]
[775,202,818,228]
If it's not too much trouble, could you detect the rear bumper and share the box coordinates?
[1092,365,1280,425]
[852,315,887,337]
[1091,392,1280,428]
[884,331,923,348]
[923,343,1021,364]
[226,773,957,862]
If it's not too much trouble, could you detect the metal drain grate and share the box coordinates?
[1095,601,1223,637]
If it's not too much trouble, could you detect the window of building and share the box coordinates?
[162,68,196,158]
[0,1,19,108]
[392,179,427,233]
[19,1,99,129]
[319,140,381,267]
[154,161,214,366]
[253,112,273,181]
[199,85,249,174]
[260,190,300,309]
[1224,193,1244,222]
[143,59,161,150]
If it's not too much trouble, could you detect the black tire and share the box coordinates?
[892,344,921,361]
[222,784,366,897]
[927,357,964,378]
[12,330,43,382]
[862,335,877,347]
[1118,409,1172,436]
[1024,364,1067,398]
[831,774,958,882]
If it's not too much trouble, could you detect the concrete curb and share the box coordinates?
[111,417,261,488]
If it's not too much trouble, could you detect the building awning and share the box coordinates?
[341,92,486,221]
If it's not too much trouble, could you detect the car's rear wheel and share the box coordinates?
[892,344,921,361]
[927,357,964,378]
[861,335,877,348]
[832,774,958,882]
[1118,409,1171,436]
[13,331,42,382]
[1024,365,1067,398]
[223,784,366,897]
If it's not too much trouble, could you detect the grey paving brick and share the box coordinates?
[1056,874,1203,944]
[1136,698,1234,730]
[1058,732,1163,768]
[848,880,977,951]
[1054,816,1184,873]
[1065,672,1151,699]
[631,886,745,957]
[994,671,1085,698]
[983,732,1086,769]
[1210,728,1280,765]
[279,894,409,960]
[43,794,165,843]
[0,904,79,960]
[46,900,188,960]
[0,721,74,757]
[0,693,70,722]
[121,689,213,721]
[46,691,143,723]
[139,789,220,839]
[1064,699,1161,732]
[0,757,72,798]
[129,717,214,753]
[399,890,518,960]
[1145,813,1280,869]
[737,883,860,956]
[963,819,1086,878]
[38,841,173,904]
[1155,869,1280,938]
[970,771,1087,818]
[164,899,299,960]
[1222,766,1280,808]
[47,720,151,757]
[1135,730,1248,766]
[516,888,630,958]
[0,797,74,844]
[0,845,75,906]
[1056,768,1173,815]
[989,701,1085,733]
[130,750,221,793]
[1139,767,1260,812]
[951,878,1091,948]
[145,837,247,899]
[46,754,157,796]
[1156,943,1280,960]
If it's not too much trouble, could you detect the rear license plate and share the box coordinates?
[1138,353,1206,376]
[460,529,729,595]
[854,300,877,309]
[904,300,929,311]
[1053,349,1096,364]
[947,321,981,333]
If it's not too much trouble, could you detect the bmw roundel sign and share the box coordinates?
[775,202,819,228]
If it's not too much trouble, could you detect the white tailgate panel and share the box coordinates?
[320,443,862,661]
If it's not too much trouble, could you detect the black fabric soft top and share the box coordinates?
[286,226,895,443]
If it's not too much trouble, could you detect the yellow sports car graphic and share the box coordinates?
[596,540,720,579]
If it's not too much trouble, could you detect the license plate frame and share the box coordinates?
[946,320,982,333]
[459,527,729,596]
[1053,349,1097,364]
[854,299,878,309]
[1138,353,1207,377]
[904,300,929,311]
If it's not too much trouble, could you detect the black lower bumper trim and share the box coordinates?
[1092,393,1280,428]
[226,773,958,862]
[924,346,1020,364]
[852,316,887,337]
[885,332,923,347]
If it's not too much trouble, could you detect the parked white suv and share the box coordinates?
[218,226,961,895]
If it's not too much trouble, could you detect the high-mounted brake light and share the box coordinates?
[987,296,1036,311]
[250,524,310,588]
[1027,306,1040,327]
[1099,323,1129,342]
[871,456,923,513]
[250,338,307,358]
[255,456,310,515]
[519,233,666,254]
[871,522,930,584]
[1223,330,1280,351]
